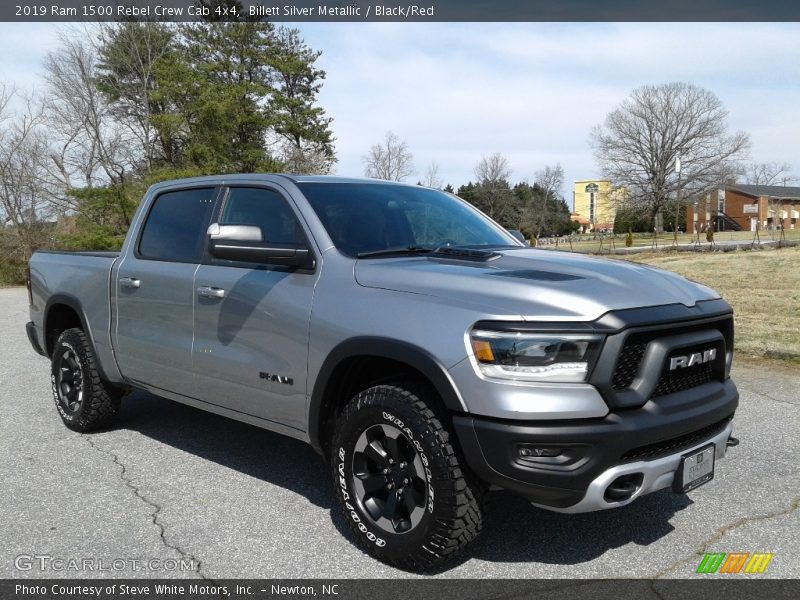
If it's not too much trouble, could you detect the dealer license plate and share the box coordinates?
[674,443,715,493]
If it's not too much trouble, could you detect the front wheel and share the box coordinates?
[332,384,485,571]
[51,328,122,432]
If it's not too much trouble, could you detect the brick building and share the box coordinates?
[686,184,800,233]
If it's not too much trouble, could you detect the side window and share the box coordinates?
[220,187,304,245]
[139,187,215,262]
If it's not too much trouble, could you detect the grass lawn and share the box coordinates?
[615,246,800,363]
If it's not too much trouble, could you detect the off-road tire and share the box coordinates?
[51,328,122,432]
[332,383,485,571]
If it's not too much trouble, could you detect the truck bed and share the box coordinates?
[28,250,119,378]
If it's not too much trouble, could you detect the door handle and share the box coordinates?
[197,286,225,299]
[120,277,141,289]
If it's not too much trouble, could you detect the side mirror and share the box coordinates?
[209,223,263,242]
[207,223,313,269]
[507,229,528,245]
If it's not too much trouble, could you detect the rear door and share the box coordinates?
[114,186,217,397]
[192,185,318,431]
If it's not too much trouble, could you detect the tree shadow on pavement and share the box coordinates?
[118,390,334,509]
[117,389,692,571]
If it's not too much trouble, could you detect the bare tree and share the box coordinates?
[745,161,795,186]
[474,153,511,185]
[421,161,443,188]
[590,82,750,226]
[362,131,415,181]
[0,84,11,126]
[0,87,55,272]
[43,30,132,192]
[42,30,141,231]
[280,144,337,175]
[471,153,517,223]
[532,164,564,240]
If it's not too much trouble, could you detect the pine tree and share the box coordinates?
[269,28,336,174]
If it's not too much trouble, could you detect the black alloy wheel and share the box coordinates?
[50,328,122,432]
[332,383,486,570]
[352,423,428,534]
[55,347,84,413]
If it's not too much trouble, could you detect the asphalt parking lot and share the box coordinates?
[1,286,797,579]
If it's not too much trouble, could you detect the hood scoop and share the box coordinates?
[431,247,501,261]
[489,269,584,282]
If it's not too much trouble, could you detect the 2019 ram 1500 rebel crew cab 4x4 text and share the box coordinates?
[26,175,738,570]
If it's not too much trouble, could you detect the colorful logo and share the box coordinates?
[696,552,773,574]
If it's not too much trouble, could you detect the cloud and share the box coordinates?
[0,21,797,202]
[0,24,62,95]
[298,22,799,198]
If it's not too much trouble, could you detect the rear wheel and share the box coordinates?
[51,328,122,432]
[332,383,485,571]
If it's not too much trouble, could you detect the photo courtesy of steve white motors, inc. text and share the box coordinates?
[13,584,339,597]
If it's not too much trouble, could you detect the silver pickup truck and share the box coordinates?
[26,175,739,570]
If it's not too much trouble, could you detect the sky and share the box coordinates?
[1,22,798,205]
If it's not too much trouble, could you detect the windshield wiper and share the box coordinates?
[356,245,433,258]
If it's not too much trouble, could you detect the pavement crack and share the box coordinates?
[83,436,209,580]
[648,580,668,600]
[652,496,800,579]
[738,387,798,408]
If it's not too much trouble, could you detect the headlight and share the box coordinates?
[469,330,603,383]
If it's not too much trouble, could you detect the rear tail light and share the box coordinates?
[26,265,33,305]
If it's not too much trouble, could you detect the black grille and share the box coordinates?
[621,417,732,462]
[652,362,714,398]
[609,314,731,399]
[611,342,646,389]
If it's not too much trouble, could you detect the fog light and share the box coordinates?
[519,447,561,458]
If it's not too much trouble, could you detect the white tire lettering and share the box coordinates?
[339,445,389,547]
[383,412,437,515]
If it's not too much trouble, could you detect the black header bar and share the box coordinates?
[5,1,800,22]
[3,579,800,600]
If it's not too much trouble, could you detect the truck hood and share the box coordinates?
[353,248,719,321]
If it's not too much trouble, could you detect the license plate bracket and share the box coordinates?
[673,443,716,493]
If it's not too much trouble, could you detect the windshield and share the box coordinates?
[297,182,517,257]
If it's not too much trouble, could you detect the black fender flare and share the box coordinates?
[44,293,91,351]
[44,294,114,383]
[308,337,467,454]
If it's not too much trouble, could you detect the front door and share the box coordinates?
[114,186,217,397]
[192,185,318,432]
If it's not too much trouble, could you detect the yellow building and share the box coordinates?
[571,180,624,232]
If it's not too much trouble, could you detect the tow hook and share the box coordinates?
[726,436,739,448]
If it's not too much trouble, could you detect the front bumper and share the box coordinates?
[453,378,738,512]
